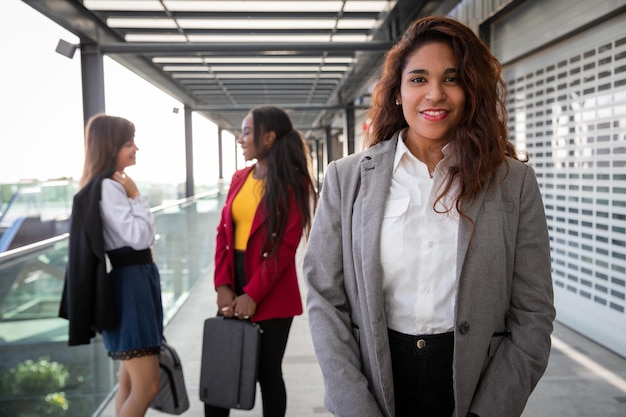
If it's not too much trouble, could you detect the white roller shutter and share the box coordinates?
[495,9,626,357]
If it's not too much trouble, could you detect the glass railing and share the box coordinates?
[0,180,76,253]
[0,180,198,254]
[0,190,225,417]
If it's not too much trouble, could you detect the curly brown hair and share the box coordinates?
[367,15,523,219]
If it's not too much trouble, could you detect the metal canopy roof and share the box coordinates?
[23,0,460,136]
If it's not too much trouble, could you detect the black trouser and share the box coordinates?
[205,251,294,417]
[388,329,455,417]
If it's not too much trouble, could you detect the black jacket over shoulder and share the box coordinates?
[59,170,117,346]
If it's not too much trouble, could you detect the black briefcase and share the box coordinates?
[199,316,262,410]
[151,342,190,415]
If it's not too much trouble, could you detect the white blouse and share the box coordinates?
[380,133,460,335]
[100,178,156,251]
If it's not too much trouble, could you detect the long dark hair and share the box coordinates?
[368,16,521,218]
[80,113,135,188]
[251,105,317,258]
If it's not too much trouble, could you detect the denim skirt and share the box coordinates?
[102,262,164,359]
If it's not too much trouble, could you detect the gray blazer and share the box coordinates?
[303,133,555,417]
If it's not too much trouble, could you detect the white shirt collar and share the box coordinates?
[392,130,411,173]
[393,130,460,175]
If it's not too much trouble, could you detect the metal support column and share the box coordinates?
[325,125,332,164]
[184,106,194,197]
[344,105,355,155]
[218,127,224,181]
[314,138,322,193]
[234,139,239,170]
[80,42,105,123]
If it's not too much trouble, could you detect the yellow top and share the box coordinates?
[231,171,264,250]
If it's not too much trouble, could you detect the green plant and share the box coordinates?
[0,357,69,417]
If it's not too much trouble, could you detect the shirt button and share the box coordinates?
[421,325,427,332]
[225,245,229,250]
[424,287,431,293]
[428,241,435,248]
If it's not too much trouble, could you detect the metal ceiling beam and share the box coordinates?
[93,42,393,54]
[96,11,382,19]
[194,104,369,111]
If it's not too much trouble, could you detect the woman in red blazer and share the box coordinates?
[206,105,317,417]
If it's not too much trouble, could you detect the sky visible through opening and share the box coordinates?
[0,0,239,187]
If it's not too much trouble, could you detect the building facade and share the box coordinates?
[449,0,626,356]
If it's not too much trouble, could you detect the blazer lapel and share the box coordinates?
[357,139,397,300]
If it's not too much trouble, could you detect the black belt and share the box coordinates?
[107,247,153,268]
[388,328,454,352]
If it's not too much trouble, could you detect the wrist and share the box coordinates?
[216,285,233,294]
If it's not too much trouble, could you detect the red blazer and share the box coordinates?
[214,165,303,322]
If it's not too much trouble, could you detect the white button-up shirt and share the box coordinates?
[380,132,460,335]
[100,178,156,251]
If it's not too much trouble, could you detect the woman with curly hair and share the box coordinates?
[304,15,555,417]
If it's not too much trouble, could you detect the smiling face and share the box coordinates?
[397,41,465,148]
[238,112,275,162]
[115,139,138,171]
